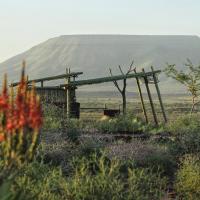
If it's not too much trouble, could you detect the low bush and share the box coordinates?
[169,131,200,157]
[106,140,176,177]
[61,127,81,145]
[12,160,68,200]
[1,152,167,200]
[167,115,200,157]
[66,153,167,200]
[97,114,148,134]
[42,103,64,131]
[175,154,200,199]
[167,114,200,137]
[0,176,26,200]
[78,137,106,157]
[128,168,167,200]
[66,153,124,200]
[136,147,176,176]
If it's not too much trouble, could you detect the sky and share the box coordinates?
[0,0,199,62]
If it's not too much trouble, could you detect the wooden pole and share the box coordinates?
[142,68,158,125]
[66,68,71,119]
[60,70,161,87]
[41,81,44,88]
[11,72,83,87]
[151,66,167,123]
[134,69,148,123]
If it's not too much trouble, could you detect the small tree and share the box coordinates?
[165,59,200,113]
[109,61,135,114]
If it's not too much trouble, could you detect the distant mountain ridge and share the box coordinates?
[0,35,200,93]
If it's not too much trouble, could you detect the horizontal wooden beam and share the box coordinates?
[34,86,64,91]
[11,72,83,87]
[80,107,105,110]
[61,70,161,87]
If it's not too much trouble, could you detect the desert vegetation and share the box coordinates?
[1,63,200,200]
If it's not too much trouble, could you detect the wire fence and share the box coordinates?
[42,97,200,125]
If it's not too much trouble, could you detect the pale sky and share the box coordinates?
[0,0,199,62]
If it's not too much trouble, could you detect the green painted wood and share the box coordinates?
[61,70,161,87]
[142,68,158,125]
[134,69,148,123]
[34,86,61,90]
[151,66,167,123]
[11,72,83,87]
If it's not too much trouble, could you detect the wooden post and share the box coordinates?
[134,69,148,123]
[151,66,167,123]
[142,68,158,125]
[73,76,76,82]
[70,87,77,117]
[41,81,44,88]
[66,68,71,119]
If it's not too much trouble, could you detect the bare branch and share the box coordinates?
[122,79,127,93]
[109,68,113,76]
[114,81,122,93]
[109,61,134,115]
[127,60,135,75]
[109,68,122,93]
[118,65,124,75]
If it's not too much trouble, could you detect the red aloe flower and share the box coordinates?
[6,118,15,132]
[0,74,9,112]
[2,65,42,133]
[0,96,9,111]
[0,63,43,167]
[0,133,4,142]
[27,88,42,130]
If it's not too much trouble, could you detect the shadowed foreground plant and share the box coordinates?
[65,152,167,200]
[175,154,200,199]
[0,66,43,169]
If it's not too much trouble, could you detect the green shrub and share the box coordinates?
[175,154,200,199]
[97,115,148,134]
[78,138,106,157]
[6,152,167,200]
[167,114,200,136]
[66,128,80,144]
[0,176,25,200]
[128,168,167,200]
[170,131,200,156]
[106,140,176,177]
[135,148,176,177]
[66,153,167,200]
[51,118,82,144]
[167,115,200,156]
[42,103,63,130]
[43,116,61,130]
[13,161,68,200]
[66,154,124,200]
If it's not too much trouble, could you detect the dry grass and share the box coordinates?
[106,140,157,161]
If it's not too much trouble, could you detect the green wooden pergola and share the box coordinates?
[11,67,167,124]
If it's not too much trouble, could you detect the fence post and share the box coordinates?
[142,68,158,125]
[134,69,148,123]
[66,68,71,119]
[151,66,167,123]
